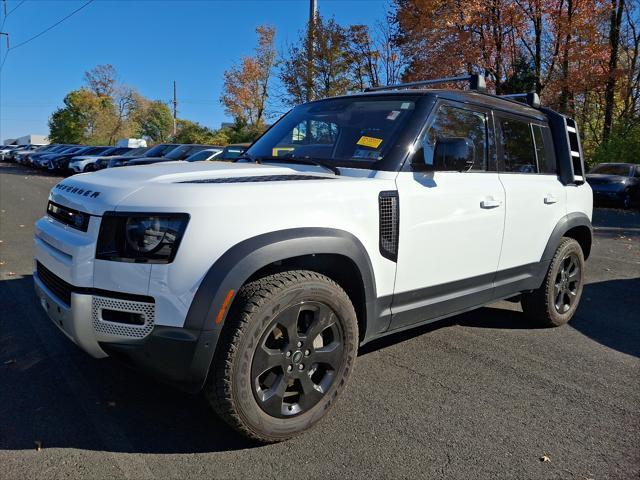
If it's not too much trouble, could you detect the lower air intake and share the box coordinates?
[92,295,155,340]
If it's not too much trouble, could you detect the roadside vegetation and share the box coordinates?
[48,0,639,164]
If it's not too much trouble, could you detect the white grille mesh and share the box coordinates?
[92,296,154,340]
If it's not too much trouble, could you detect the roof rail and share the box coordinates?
[499,92,541,109]
[365,74,486,93]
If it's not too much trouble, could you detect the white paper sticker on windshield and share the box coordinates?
[400,102,411,110]
[387,110,401,121]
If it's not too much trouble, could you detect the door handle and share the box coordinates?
[544,194,558,204]
[480,198,502,209]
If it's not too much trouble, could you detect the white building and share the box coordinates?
[3,134,49,146]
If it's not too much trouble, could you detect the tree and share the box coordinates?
[84,64,117,98]
[280,16,354,105]
[221,25,276,127]
[135,100,174,143]
[48,88,115,144]
[172,119,230,145]
[603,0,626,141]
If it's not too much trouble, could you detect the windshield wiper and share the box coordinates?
[254,156,341,176]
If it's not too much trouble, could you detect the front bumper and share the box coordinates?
[33,269,218,393]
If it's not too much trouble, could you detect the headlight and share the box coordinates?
[96,213,189,263]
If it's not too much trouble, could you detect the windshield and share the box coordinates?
[166,145,207,160]
[144,144,178,157]
[221,146,246,159]
[590,164,632,176]
[246,96,419,168]
[185,149,221,162]
[123,147,148,157]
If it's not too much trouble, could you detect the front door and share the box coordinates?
[391,101,506,329]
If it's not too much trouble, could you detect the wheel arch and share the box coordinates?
[541,212,593,262]
[184,228,378,338]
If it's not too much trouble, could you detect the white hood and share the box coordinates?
[50,161,336,215]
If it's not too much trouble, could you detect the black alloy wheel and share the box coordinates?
[553,253,581,314]
[251,301,344,418]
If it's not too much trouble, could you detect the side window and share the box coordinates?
[426,104,488,171]
[532,124,556,174]
[498,117,537,173]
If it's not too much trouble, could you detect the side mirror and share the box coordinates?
[433,138,475,172]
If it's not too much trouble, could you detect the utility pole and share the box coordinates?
[305,0,317,102]
[172,80,177,136]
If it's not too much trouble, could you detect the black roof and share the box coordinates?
[314,88,548,122]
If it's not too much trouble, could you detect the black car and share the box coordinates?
[96,147,150,170]
[107,143,180,168]
[48,146,112,172]
[586,163,640,209]
[216,143,251,161]
[125,144,218,166]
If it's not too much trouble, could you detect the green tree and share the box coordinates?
[172,119,230,145]
[280,16,355,105]
[135,99,174,143]
[48,88,115,144]
[591,120,640,165]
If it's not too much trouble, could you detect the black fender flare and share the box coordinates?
[540,212,593,262]
[184,228,378,333]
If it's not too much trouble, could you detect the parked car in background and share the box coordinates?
[47,146,112,172]
[30,145,81,167]
[125,144,219,166]
[184,147,224,162]
[216,143,251,161]
[586,163,640,209]
[0,145,25,160]
[107,143,180,168]
[95,147,149,170]
[7,144,44,163]
[68,147,133,173]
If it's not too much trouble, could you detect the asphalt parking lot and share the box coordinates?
[0,161,638,480]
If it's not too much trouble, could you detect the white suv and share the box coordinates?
[33,75,592,442]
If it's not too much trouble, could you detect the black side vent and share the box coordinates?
[379,191,399,262]
[180,175,334,184]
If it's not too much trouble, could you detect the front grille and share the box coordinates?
[379,191,399,262]
[36,261,72,306]
[47,201,90,232]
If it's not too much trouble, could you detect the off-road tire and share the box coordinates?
[204,270,359,443]
[521,237,585,327]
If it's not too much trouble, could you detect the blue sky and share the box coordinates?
[0,0,391,142]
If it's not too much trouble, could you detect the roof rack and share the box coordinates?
[499,92,541,109]
[365,74,487,93]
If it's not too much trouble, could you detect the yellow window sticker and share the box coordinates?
[272,147,295,157]
[356,136,383,149]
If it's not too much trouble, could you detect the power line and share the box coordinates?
[9,0,94,51]
[7,0,27,16]
[0,0,94,73]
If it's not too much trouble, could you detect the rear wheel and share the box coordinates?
[83,164,95,173]
[204,270,358,443]
[521,237,585,327]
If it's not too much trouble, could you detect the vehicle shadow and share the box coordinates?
[360,277,640,359]
[1,275,637,454]
[0,275,254,454]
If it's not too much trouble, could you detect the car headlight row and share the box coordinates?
[96,213,190,264]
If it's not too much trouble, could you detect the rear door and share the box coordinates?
[495,114,566,276]
[390,101,506,329]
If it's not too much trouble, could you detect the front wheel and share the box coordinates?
[521,237,585,327]
[204,270,359,443]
